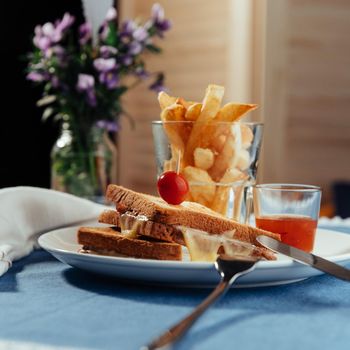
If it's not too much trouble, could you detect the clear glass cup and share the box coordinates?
[152,121,264,222]
[253,184,322,252]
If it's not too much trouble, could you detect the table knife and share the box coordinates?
[257,235,350,282]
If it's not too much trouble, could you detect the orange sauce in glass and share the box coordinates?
[255,215,317,252]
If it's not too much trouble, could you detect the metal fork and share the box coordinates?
[141,255,259,350]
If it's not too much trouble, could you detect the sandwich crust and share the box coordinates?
[78,226,182,261]
[99,210,185,245]
[106,184,280,245]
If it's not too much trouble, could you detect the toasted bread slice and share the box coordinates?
[99,210,185,245]
[98,210,276,260]
[106,185,280,245]
[78,226,182,261]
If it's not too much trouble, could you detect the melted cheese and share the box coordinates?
[182,228,222,262]
[179,226,255,262]
[119,213,148,239]
[117,211,256,262]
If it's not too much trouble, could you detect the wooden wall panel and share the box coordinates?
[283,0,350,200]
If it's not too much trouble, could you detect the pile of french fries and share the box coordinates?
[157,84,257,217]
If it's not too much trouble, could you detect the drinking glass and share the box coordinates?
[152,121,264,222]
[253,184,322,252]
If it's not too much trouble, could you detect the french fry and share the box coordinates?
[221,168,246,183]
[241,124,254,149]
[160,103,187,153]
[185,103,202,121]
[183,85,225,165]
[215,103,258,122]
[208,135,235,182]
[236,149,250,170]
[182,166,216,206]
[158,84,258,217]
[163,146,181,172]
[209,124,242,181]
[210,168,246,215]
[176,97,199,109]
[194,148,214,170]
[158,91,177,110]
[160,103,186,122]
[210,134,227,153]
[204,103,256,154]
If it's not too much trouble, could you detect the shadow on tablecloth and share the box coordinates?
[0,250,57,292]
[62,266,350,312]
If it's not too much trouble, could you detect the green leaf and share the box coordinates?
[114,86,128,97]
[146,44,162,54]
[105,23,118,46]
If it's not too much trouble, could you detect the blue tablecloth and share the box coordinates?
[1,225,350,350]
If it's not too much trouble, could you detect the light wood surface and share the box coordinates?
[262,0,350,201]
[118,0,350,202]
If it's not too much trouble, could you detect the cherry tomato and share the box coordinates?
[157,171,189,205]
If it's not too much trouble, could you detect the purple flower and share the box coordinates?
[42,23,56,40]
[26,71,49,82]
[122,55,133,66]
[98,8,117,42]
[93,58,117,72]
[86,90,97,107]
[52,45,65,56]
[96,120,119,132]
[100,45,118,58]
[133,27,148,42]
[149,73,167,93]
[79,22,92,45]
[98,22,109,41]
[33,35,51,51]
[56,13,75,34]
[99,71,119,89]
[106,8,117,22]
[149,81,166,93]
[155,18,171,32]
[77,74,94,91]
[76,74,97,106]
[152,4,164,22]
[34,25,43,37]
[45,45,65,62]
[128,41,142,55]
[135,66,149,79]
[151,3,171,34]
[32,13,75,53]
[51,75,60,88]
[120,20,136,37]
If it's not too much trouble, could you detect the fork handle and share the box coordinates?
[141,278,233,350]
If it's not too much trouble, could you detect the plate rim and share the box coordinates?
[38,226,350,270]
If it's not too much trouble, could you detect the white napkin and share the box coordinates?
[0,187,105,276]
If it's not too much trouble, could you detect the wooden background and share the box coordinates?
[118,0,350,203]
[282,0,350,201]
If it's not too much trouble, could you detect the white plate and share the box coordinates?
[38,227,350,288]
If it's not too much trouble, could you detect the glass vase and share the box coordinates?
[51,123,117,203]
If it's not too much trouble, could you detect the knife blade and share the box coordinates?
[257,235,350,282]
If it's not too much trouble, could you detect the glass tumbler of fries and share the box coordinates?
[152,120,263,222]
